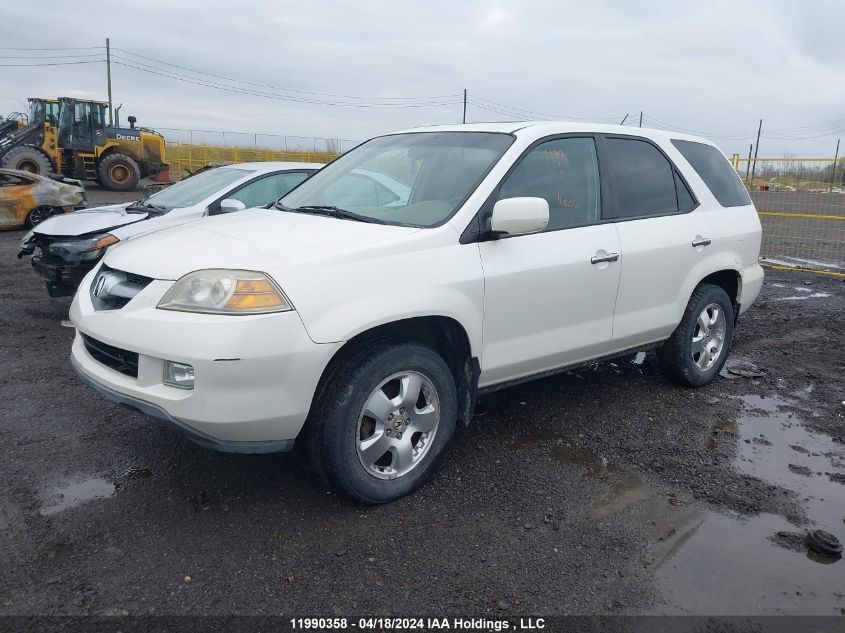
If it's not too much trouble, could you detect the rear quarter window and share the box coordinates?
[671,140,752,208]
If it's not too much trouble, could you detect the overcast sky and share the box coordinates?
[1,0,843,157]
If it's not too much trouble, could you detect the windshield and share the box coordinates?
[279,132,513,227]
[146,168,254,210]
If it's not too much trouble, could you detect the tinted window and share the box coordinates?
[499,137,600,230]
[672,139,752,207]
[674,171,696,212]
[605,138,678,218]
[229,171,311,208]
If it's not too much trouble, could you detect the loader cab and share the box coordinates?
[28,98,60,128]
[57,98,108,152]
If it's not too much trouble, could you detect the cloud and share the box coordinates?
[0,0,843,157]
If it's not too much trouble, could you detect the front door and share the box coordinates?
[478,136,622,387]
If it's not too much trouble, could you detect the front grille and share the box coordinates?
[81,334,139,378]
[90,264,154,310]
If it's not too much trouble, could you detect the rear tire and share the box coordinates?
[307,342,458,504]
[97,153,140,191]
[1,145,53,175]
[658,283,734,387]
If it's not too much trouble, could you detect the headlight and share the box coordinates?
[49,233,119,262]
[157,269,292,315]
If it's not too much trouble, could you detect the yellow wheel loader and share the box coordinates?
[0,97,169,191]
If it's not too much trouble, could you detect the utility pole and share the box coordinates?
[830,138,841,193]
[745,143,753,183]
[462,89,467,124]
[106,37,113,126]
[750,118,762,185]
[638,111,643,127]
[620,114,629,125]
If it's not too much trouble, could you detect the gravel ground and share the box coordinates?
[0,205,843,617]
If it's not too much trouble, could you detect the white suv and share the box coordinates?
[69,122,763,503]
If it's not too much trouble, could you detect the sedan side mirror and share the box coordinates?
[490,197,549,237]
[217,198,247,214]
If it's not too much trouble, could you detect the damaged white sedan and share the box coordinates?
[19,161,320,297]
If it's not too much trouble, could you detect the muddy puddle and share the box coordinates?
[511,391,845,614]
[39,476,115,516]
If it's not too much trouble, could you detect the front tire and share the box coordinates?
[26,205,61,228]
[97,153,140,191]
[307,342,458,504]
[658,283,734,387]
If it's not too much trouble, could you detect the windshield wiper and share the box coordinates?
[126,198,167,215]
[279,204,385,224]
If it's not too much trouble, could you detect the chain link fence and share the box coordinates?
[731,156,845,276]
[158,128,359,177]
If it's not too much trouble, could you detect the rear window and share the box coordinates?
[671,140,751,208]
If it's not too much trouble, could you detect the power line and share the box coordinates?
[0,46,105,50]
[111,60,461,108]
[470,94,625,122]
[113,47,460,102]
[0,60,106,67]
[0,53,105,59]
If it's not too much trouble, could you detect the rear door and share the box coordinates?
[670,139,761,270]
[599,135,710,348]
[478,135,622,386]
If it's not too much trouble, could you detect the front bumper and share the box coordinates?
[70,269,342,452]
[31,254,97,297]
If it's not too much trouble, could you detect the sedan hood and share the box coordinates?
[33,202,146,237]
[103,208,421,280]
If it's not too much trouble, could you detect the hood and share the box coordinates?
[33,202,146,237]
[103,208,420,280]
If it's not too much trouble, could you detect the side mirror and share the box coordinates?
[490,197,549,237]
[217,198,247,214]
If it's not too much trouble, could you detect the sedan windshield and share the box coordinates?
[279,132,513,227]
[144,168,254,211]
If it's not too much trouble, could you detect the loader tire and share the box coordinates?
[0,145,53,175]
[98,153,140,191]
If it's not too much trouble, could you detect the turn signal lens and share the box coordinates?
[225,279,286,310]
[87,234,119,252]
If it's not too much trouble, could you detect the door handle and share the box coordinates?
[591,252,620,264]
[692,237,712,247]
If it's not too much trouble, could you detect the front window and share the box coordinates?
[498,137,601,230]
[145,168,254,211]
[279,132,514,227]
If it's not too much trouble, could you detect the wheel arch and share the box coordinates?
[308,315,479,429]
[699,269,740,306]
[674,251,743,328]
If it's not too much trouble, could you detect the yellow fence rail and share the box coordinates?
[165,143,339,179]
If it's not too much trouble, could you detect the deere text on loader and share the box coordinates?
[0,97,169,191]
